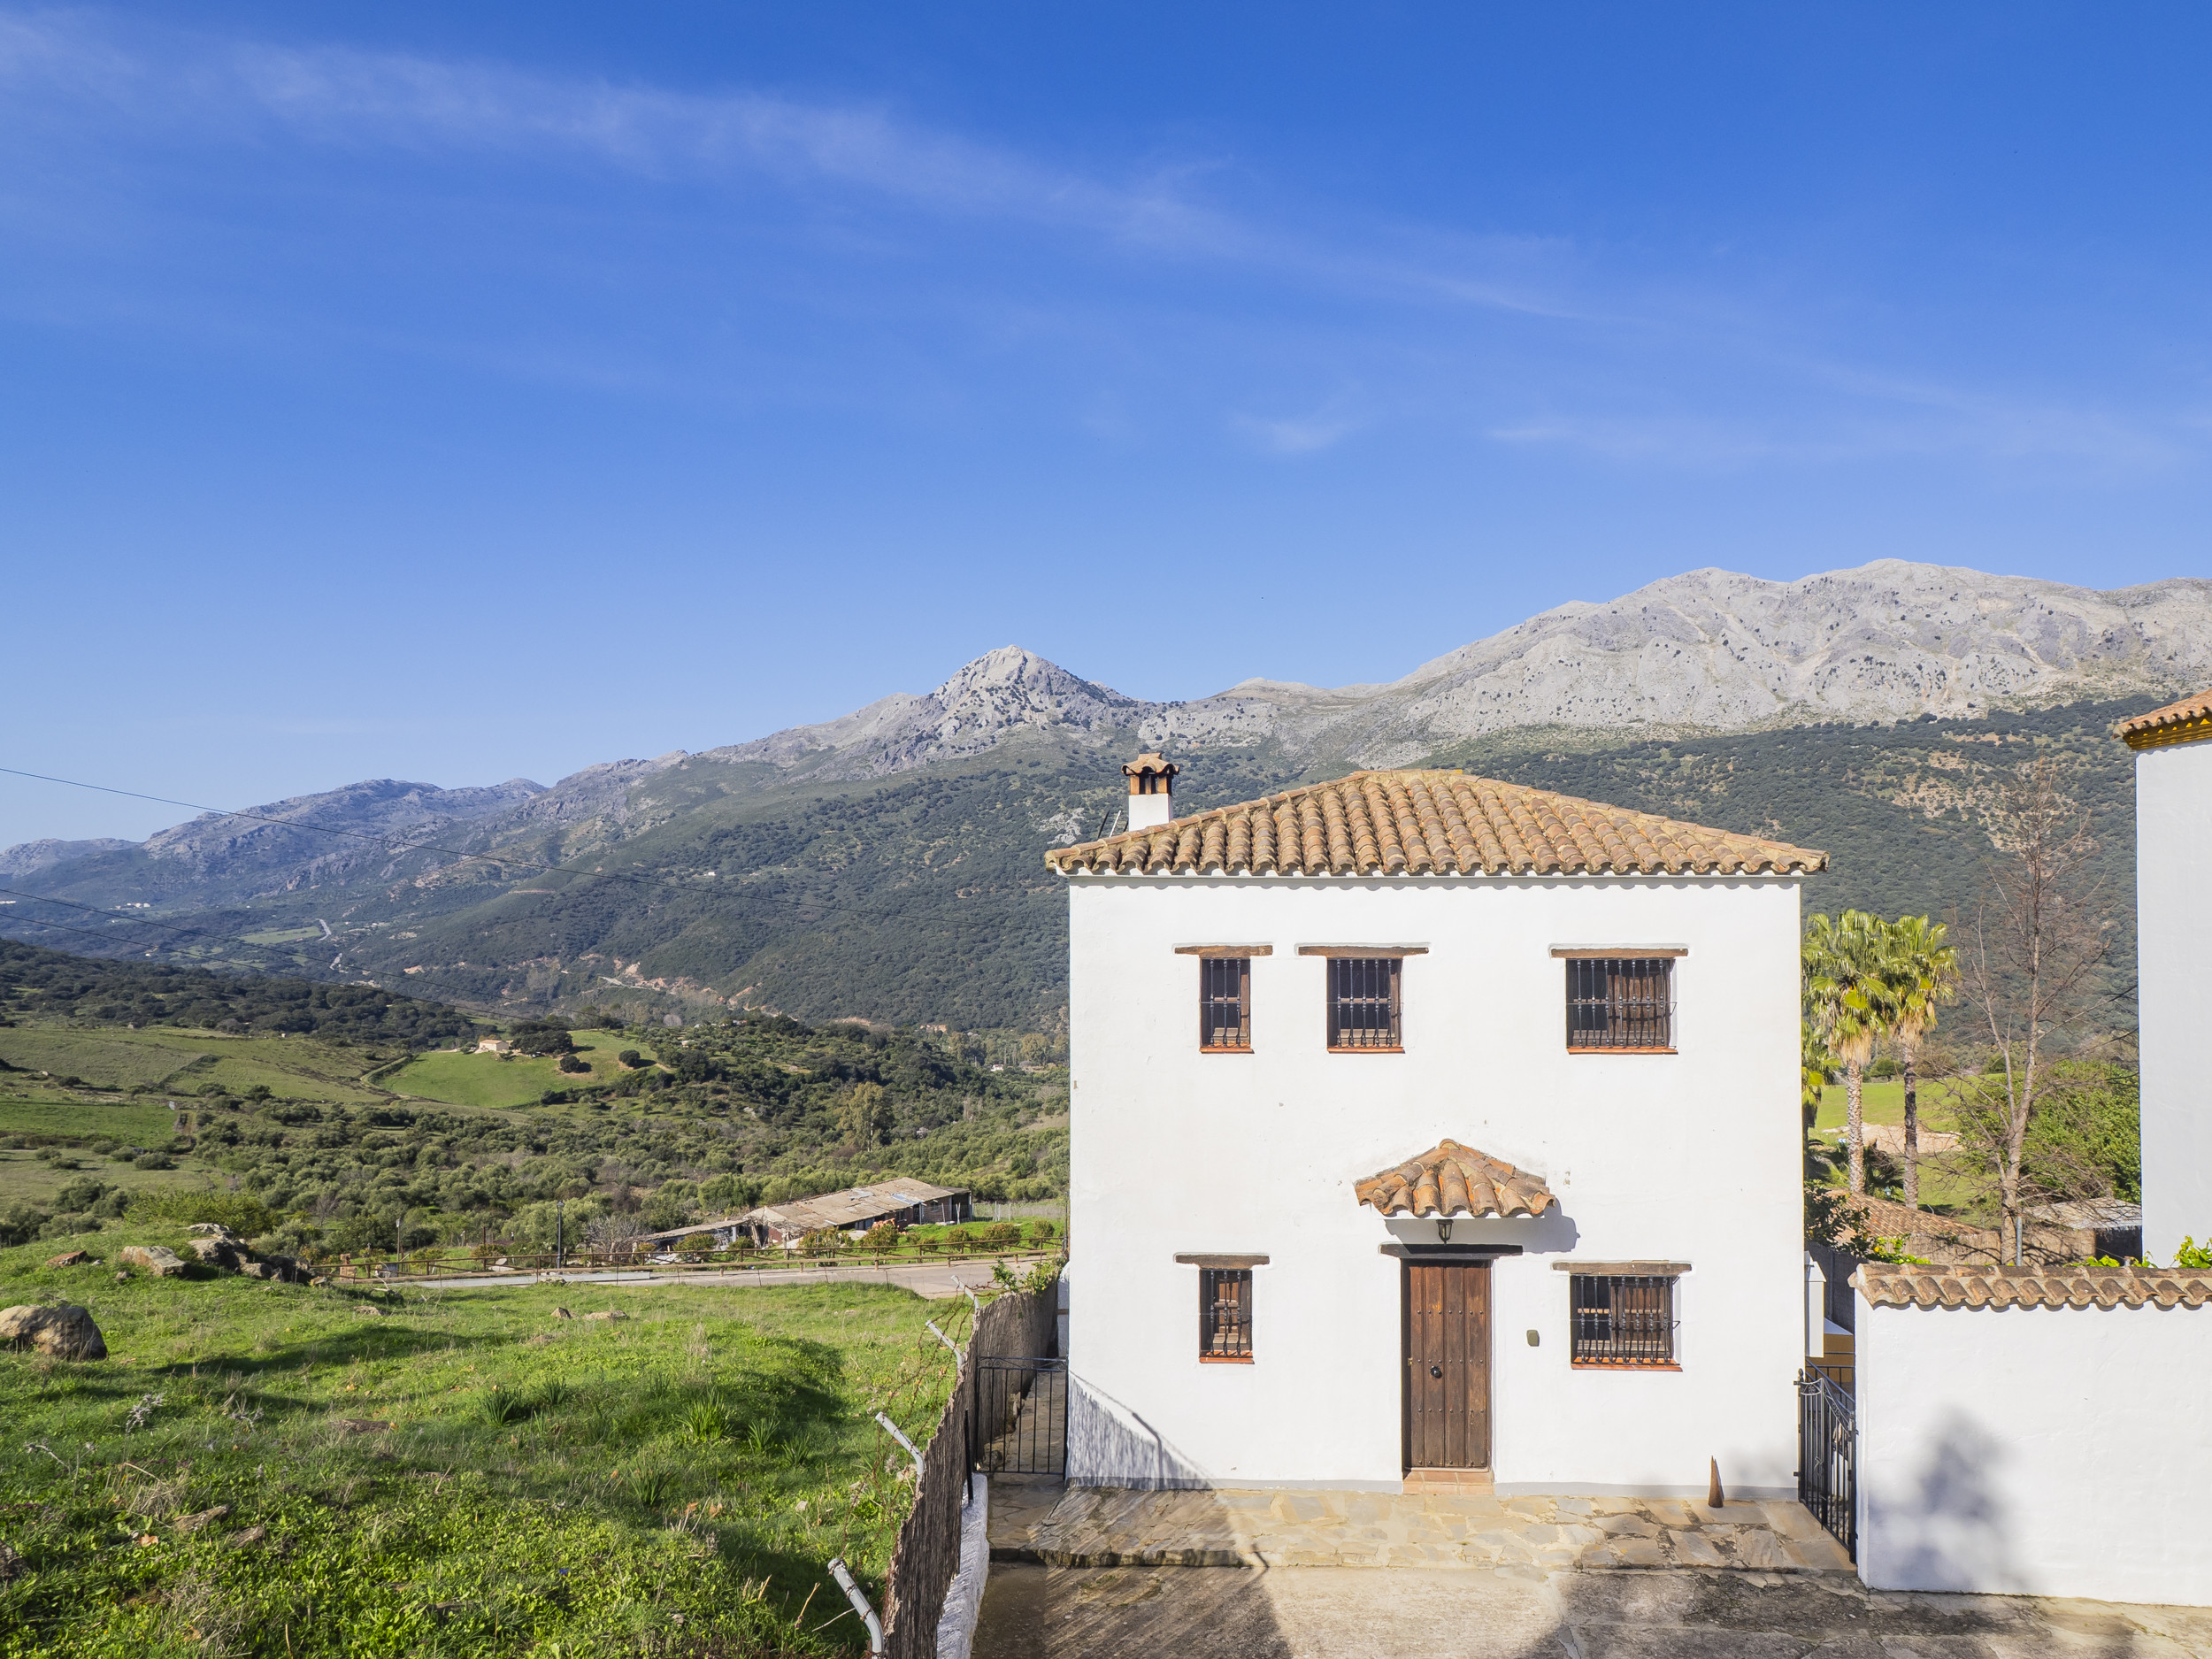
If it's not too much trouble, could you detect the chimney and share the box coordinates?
[1122,752,1179,832]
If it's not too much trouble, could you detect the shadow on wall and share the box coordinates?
[1067,1376,1208,1490]
[1870,1408,2019,1594]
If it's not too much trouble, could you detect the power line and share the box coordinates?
[0,887,217,941]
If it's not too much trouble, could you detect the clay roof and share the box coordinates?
[1355,1140,1557,1220]
[1046,769,1826,878]
[1854,1264,2212,1311]
[2115,688,2212,751]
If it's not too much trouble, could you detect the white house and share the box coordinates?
[2120,688,2212,1265]
[1053,758,1824,1497]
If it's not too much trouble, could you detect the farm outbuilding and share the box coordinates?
[739,1180,972,1248]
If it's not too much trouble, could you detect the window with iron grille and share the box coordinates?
[1569,1274,1678,1367]
[1327,956,1402,1050]
[1565,957,1674,1051]
[1200,1267,1254,1361]
[1199,957,1251,1051]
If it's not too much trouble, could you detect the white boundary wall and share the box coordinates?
[1857,1294,2212,1606]
[1065,873,1804,1498]
[2137,736,2212,1264]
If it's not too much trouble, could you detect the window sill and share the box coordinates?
[1566,1047,1677,1056]
[1571,1360,1682,1371]
[1327,1046,1405,1055]
[1200,1046,1254,1055]
[1199,1355,1255,1364]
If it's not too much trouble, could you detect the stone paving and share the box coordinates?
[988,1479,1857,1574]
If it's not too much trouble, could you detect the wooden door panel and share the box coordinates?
[1405,1262,1490,1470]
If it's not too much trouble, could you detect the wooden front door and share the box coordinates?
[1404,1262,1491,1470]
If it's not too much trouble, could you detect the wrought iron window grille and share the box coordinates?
[1200,1266,1254,1361]
[1569,1273,1678,1367]
[1327,956,1402,1051]
[1200,956,1251,1051]
[1565,957,1675,1051]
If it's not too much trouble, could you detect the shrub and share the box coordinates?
[128,1189,277,1236]
[984,1222,1021,1248]
[132,1152,174,1171]
[859,1222,901,1255]
[1030,1219,1058,1243]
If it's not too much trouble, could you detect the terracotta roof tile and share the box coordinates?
[2115,687,2212,751]
[1047,769,1827,879]
[1853,1264,2212,1311]
[1355,1140,1557,1220]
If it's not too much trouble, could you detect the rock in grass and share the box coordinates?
[552,1307,574,1320]
[334,1418,390,1434]
[119,1245,186,1278]
[583,1310,627,1321]
[230,1525,265,1548]
[186,1238,242,1271]
[45,1250,91,1267]
[0,1303,108,1360]
[172,1505,231,1534]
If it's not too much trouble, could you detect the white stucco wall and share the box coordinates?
[2137,737,2212,1264]
[1064,872,1804,1497]
[1858,1294,2212,1605]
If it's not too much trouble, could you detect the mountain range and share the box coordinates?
[4,558,2201,1031]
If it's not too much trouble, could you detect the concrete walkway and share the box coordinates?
[989,1480,1856,1573]
[973,1562,2212,1658]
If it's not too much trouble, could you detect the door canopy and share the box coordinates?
[1356,1140,1556,1220]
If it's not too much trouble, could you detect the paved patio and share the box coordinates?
[988,1479,1857,1573]
[972,1561,2212,1658]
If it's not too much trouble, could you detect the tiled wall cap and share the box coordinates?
[1853,1265,2212,1311]
[2114,687,2212,751]
[1045,769,1829,879]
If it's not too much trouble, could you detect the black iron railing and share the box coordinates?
[1797,1367,1857,1559]
[1565,957,1674,1050]
[971,1356,1067,1477]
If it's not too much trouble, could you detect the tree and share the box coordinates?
[1952,760,2113,1263]
[1876,915,1961,1211]
[837,1082,893,1148]
[1803,911,1893,1194]
[860,1221,901,1255]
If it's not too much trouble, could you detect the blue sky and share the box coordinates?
[5,3,2210,845]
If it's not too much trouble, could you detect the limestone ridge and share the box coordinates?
[685,560,2212,779]
[4,559,2209,904]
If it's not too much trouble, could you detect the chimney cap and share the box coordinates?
[1122,752,1178,780]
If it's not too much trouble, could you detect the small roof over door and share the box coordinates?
[1356,1140,1556,1220]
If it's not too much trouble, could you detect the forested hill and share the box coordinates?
[0,940,474,1047]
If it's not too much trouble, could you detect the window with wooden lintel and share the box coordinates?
[1569,1274,1678,1368]
[1563,956,1676,1052]
[1199,957,1251,1051]
[1326,956,1401,1051]
[1200,1267,1254,1361]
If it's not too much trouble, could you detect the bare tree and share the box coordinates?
[1953,759,2113,1263]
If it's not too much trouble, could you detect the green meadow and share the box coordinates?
[0,1025,396,1109]
[386,1032,635,1110]
[0,1232,970,1656]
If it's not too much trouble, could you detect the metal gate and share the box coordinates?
[1796,1367,1857,1560]
[972,1356,1066,1477]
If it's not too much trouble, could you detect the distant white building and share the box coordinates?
[475,1038,513,1055]
[2120,687,2212,1264]
[1054,757,1824,1496]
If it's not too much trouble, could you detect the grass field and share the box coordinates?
[1812,1078,1969,1133]
[388,1032,634,1110]
[0,1137,223,1210]
[0,1025,395,1108]
[0,1233,968,1656]
[0,1095,187,1145]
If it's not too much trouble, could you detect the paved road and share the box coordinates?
[975,1563,2212,1658]
[403,1258,1029,1300]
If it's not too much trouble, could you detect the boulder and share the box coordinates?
[172,1504,231,1534]
[45,1250,91,1267]
[583,1310,626,1321]
[0,1303,108,1359]
[119,1245,186,1278]
[187,1224,245,1245]
[186,1238,242,1271]
[552,1306,574,1320]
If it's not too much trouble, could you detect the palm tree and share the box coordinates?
[1878,915,1961,1212]
[1804,911,1893,1195]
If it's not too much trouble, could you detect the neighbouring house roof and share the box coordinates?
[2115,687,2212,751]
[1355,1140,1557,1220]
[1045,769,1827,879]
[635,1213,757,1248]
[1854,1265,2212,1311]
[741,1179,968,1234]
